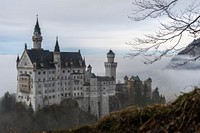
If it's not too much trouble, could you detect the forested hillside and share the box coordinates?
[0,92,97,133]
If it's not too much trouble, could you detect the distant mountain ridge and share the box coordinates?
[178,38,200,56]
[168,38,200,69]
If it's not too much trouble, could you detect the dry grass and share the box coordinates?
[46,88,200,133]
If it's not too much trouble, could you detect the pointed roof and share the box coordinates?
[34,15,41,35]
[88,64,92,68]
[54,37,60,52]
[16,55,20,62]
[107,49,115,55]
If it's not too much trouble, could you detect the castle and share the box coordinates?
[16,18,117,118]
[116,76,165,108]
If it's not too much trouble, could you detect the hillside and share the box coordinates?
[47,88,200,133]
[0,93,97,133]
[168,38,200,69]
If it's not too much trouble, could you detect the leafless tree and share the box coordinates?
[128,0,200,64]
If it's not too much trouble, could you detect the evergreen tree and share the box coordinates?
[1,91,15,113]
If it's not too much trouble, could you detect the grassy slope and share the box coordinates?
[46,88,200,133]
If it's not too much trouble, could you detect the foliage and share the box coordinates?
[0,92,97,133]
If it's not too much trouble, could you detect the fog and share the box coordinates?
[1,54,200,102]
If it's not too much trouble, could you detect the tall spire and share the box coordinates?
[54,36,60,52]
[16,55,20,62]
[32,15,43,49]
[34,15,41,35]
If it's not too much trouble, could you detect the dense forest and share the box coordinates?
[0,92,97,133]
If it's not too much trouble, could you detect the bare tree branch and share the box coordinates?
[128,0,200,64]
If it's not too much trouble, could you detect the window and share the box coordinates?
[27,96,29,101]
[38,71,41,75]
[43,71,45,74]
[52,95,55,98]
[63,70,65,73]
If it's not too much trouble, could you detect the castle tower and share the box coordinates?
[53,37,61,64]
[144,78,152,99]
[87,65,92,73]
[104,50,117,80]
[32,16,43,49]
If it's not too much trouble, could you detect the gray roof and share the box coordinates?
[107,50,114,55]
[96,76,115,81]
[34,17,41,35]
[54,38,60,52]
[26,49,85,69]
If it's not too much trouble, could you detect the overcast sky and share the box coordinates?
[0,0,200,100]
[0,0,145,55]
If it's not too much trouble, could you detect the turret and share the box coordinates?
[53,37,61,64]
[104,50,117,80]
[124,75,128,84]
[107,50,115,62]
[87,65,92,73]
[32,16,43,49]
